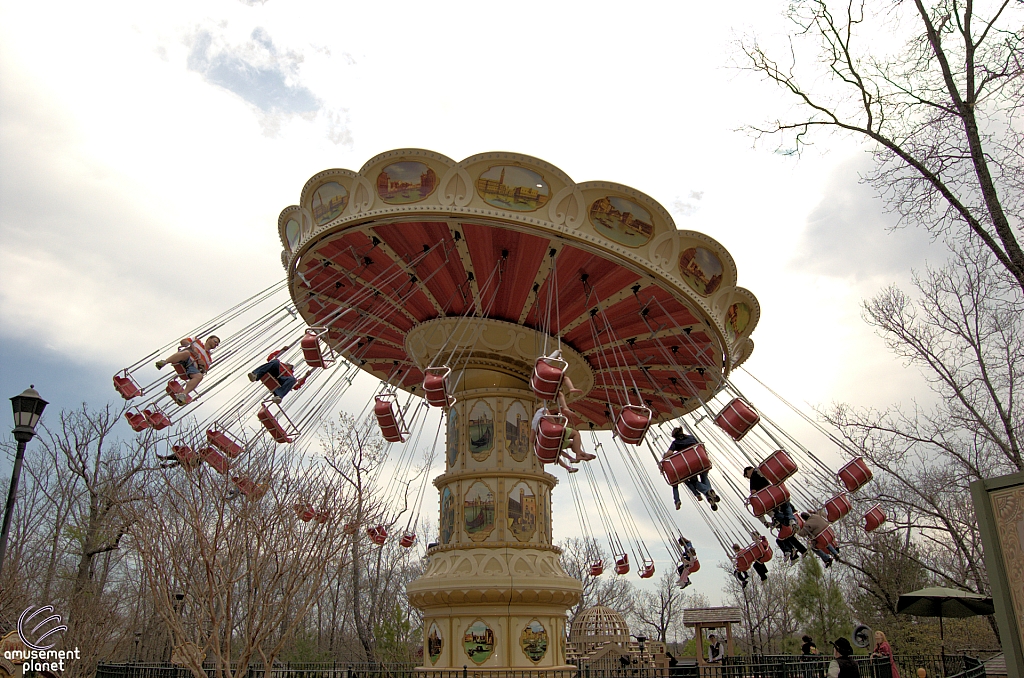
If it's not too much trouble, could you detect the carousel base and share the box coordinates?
[409,546,582,670]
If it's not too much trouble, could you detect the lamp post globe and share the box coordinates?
[0,385,48,574]
[10,385,48,441]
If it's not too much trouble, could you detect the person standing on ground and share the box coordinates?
[707,634,723,664]
[828,638,859,678]
[871,631,901,678]
[801,635,818,656]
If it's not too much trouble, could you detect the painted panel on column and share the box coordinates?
[427,622,443,665]
[520,620,548,662]
[465,481,496,541]
[464,619,495,664]
[507,481,537,542]
[441,487,455,544]
[505,400,530,462]
[469,400,494,461]
[447,409,459,467]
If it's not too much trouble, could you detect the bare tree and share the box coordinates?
[722,563,802,655]
[559,537,637,623]
[322,412,416,662]
[741,0,1024,290]
[631,571,693,644]
[126,428,353,678]
[823,241,1021,635]
[0,404,151,677]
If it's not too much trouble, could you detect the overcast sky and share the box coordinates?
[0,1,947,609]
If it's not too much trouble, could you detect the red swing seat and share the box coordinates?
[535,413,568,464]
[660,443,712,485]
[294,503,316,522]
[258,402,299,444]
[747,483,791,518]
[301,327,335,369]
[423,366,455,408]
[714,398,760,440]
[822,492,853,523]
[531,355,568,401]
[758,449,798,485]
[314,510,331,524]
[776,512,805,540]
[400,533,416,548]
[143,405,172,431]
[812,526,838,552]
[165,379,193,406]
[367,525,388,545]
[837,457,873,493]
[615,404,652,445]
[374,394,409,443]
[734,539,769,572]
[639,561,656,579]
[232,475,267,501]
[201,447,230,475]
[590,560,604,576]
[688,557,700,573]
[206,427,244,458]
[614,554,630,575]
[170,444,200,469]
[113,371,143,400]
[125,408,150,432]
[864,505,886,532]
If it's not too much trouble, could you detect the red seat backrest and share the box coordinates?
[301,332,326,369]
[758,449,798,485]
[531,357,566,400]
[202,447,229,475]
[125,410,150,432]
[207,429,244,458]
[864,505,886,533]
[822,493,852,523]
[838,457,873,493]
[714,398,760,441]
[144,408,172,430]
[661,444,712,485]
[748,483,790,517]
[113,374,142,400]
[257,406,293,444]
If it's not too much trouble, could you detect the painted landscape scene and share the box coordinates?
[475,165,550,212]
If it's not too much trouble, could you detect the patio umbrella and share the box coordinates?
[896,587,995,650]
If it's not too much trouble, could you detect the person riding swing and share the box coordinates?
[248,345,313,403]
[156,335,220,404]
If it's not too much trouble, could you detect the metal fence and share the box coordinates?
[95,655,985,678]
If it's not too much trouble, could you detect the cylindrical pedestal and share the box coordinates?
[407,386,582,670]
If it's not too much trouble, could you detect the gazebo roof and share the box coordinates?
[682,607,742,626]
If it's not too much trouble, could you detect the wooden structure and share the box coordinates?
[682,607,742,667]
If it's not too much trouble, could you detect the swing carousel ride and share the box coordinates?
[112,149,886,671]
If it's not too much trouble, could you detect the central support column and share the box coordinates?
[405,319,587,670]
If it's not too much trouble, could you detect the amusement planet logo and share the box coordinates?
[2,605,80,674]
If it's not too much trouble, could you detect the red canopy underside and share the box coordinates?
[294,220,724,427]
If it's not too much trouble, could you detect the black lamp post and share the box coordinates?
[0,386,48,574]
[634,634,647,678]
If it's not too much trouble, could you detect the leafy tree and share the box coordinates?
[790,556,852,647]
